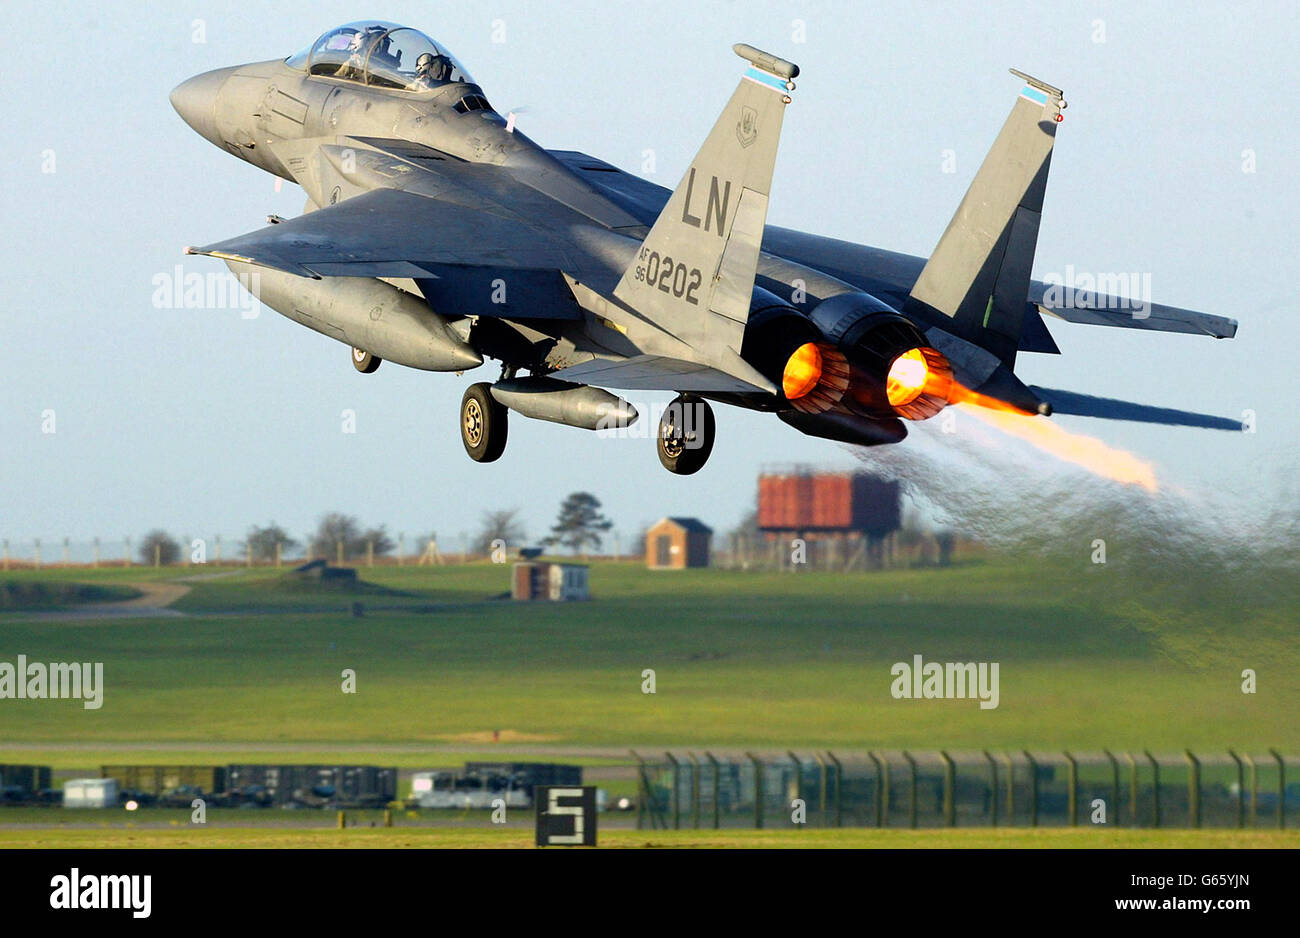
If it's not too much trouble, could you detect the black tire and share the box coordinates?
[352,347,382,374]
[461,382,508,462]
[657,394,715,474]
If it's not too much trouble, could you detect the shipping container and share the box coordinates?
[100,765,226,796]
[0,764,52,793]
[64,778,119,808]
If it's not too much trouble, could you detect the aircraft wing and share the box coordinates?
[186,187,576,280]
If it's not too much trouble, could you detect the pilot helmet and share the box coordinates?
[416,52,435,71]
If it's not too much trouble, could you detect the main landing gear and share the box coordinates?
[460,382,508,463]
[352,347,381,373]
[657,394,715,475]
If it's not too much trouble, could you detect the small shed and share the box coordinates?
[645,517,712,569]
[512,562,590,601]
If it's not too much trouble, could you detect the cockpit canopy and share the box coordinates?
[287,21,476,92]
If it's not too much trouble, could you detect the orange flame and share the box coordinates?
[949,383,1159,492]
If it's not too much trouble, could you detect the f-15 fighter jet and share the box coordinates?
[172,21,1239,473]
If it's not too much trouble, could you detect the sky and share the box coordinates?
[1,0,1296,555]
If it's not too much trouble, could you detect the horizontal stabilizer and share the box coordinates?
[1032,387,1242,431]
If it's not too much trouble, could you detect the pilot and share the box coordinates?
[336,27,383,80]
[408,51,453,90]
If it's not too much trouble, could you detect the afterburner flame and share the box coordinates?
[886,348,930,407]
[782,342,823,400]
[950,381,1158,492]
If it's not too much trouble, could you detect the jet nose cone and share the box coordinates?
[170,67,233,144]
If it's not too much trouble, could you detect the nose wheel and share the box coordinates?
[352,347,382,373]
[657,394,715,474]
[461,382,508,462]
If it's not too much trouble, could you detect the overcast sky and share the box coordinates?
[2,0,1295,552]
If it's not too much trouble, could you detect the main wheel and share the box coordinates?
[352,347,381,373]
[657,394,715,474]
[461,382,508,463]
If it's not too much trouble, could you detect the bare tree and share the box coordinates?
[473,508,527,556]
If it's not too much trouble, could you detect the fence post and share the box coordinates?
[813,752,828,828]
[688,752,700,830]
[787,751,803,829]
[1145,751,1161,828]
[1064,751,1077,826]
[903,751,918,829]
[983,750,998,826]
[1227,750,1245,829]
[1022,751,1038,827]
[939,751,956,827]
[665,752,680,830]
[1003,752,1015,825]
[867,751,883,827]
[1184,750,1201,829]
[631,750,646,830]
[705,752,720,830]
[1244,752,1257,828]
[1270,748,1285,830]
[1125,752,1138,827]
[1103,750,1120,826]
[746,752,764,829]
[826,751,843,828]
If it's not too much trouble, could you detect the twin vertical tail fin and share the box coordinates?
[613,43,798,360]
[906,70,1065,368]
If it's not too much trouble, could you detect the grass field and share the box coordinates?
[0,558,1295,755]
[3,826,1296,849]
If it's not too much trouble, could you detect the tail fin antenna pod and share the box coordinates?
[613,43,799,359]
[906,69,1065,367]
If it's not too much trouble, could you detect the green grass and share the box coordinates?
[0,559,1295,751]
[2,826,1295,849]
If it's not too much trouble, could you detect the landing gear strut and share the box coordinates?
[657,394,715,475]
[352,347,381,373]
[461,382,508,462]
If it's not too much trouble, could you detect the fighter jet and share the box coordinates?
[171,21,1239,474]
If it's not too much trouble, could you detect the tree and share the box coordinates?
[546,492,612,556]
[360,526,395,557]
[310,513,361,561]
[139,530,180,566]
[243,523,299,563]
[473,508,527,556]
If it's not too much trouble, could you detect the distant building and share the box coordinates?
[511,562,590,601]
[753,468,904,570]
[645,517,712,569]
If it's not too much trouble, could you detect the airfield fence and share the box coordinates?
[631,750,1295,830]
[0,535,648,569]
